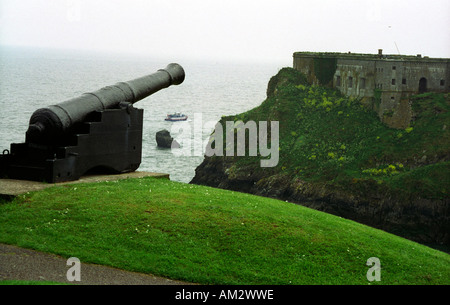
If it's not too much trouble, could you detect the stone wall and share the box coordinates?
[293,51,449,128]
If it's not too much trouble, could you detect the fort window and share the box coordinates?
[348,77,353,88]
[402,78,407,85]
[392,79,396,85]
[392,66,396,70]
[441,80,445,86]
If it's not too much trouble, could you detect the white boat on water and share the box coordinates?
[165,112,188,121]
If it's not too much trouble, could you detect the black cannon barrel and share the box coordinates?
[26,63,185,143]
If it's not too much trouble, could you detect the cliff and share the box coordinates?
[190,68,450,250]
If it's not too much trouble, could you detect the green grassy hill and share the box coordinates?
[191,68,450,249]
[0,177,449,285]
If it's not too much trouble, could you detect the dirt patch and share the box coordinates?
[0,243,193,285]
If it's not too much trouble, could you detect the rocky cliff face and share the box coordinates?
[190,68,449,250]
[191,158,449,248]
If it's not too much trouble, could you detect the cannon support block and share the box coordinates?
[1,104,143,183]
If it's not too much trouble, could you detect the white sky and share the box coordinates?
[1,0,449,63]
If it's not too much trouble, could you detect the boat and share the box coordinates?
[165,112,188,121]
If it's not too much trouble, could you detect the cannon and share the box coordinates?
[0,63,185,183]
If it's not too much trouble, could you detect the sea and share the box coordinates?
[0,46,287,183]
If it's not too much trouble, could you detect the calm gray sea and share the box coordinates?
[0,47,285,183]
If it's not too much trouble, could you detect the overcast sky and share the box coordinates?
[1,0,449,63]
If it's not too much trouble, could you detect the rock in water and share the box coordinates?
[156,129,180,148]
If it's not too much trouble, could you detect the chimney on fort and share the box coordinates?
[378,49,383,58]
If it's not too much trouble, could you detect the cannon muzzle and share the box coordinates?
[27,63,185,143]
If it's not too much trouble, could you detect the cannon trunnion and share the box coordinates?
[0,63,185,183]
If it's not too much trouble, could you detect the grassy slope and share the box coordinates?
[220,68,449,200]
[0,177,448,285]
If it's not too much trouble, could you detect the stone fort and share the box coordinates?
[293,50,449,128]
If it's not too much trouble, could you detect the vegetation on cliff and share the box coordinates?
[191,68,450,248]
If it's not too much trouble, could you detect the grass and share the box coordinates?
[0,177,449,285]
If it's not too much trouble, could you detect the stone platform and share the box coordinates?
[0,171,169,196]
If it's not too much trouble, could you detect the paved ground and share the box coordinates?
[0,243,192,285]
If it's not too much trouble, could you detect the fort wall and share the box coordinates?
[293,51,449,128]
